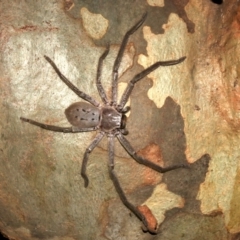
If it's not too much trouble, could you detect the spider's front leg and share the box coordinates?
[107,134,155,233]
[111,12,147,105]
[118,56,186,110]
[96,45,110,105]
[116,132,188,172]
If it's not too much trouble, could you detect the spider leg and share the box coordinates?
[118,56,186,110]
[81,131,105,187]
[44,56,100,107]
[96,45,110,104]
[20,117,97,133]
[116,132,188,172]
[112,12,147,105]
[107,134,148,228]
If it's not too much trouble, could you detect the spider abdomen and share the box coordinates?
[100,106,122,132]
[65,102,100,128]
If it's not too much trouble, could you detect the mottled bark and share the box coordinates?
[0,0,239,239]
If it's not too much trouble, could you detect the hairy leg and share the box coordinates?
[111,13,147,105]
[107,134,148,228]
[116,132,188,172]
[20,117,97,133]
[96,45,110,104]
[118,56,186,110]
[44,56,100,107]
[81,131,105,187]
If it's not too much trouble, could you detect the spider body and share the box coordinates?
[20,13,186,233]
[65,102,125,133]
[99,106,123,132]
[65,102,101,128]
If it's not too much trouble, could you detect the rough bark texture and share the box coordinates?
[0,0,239,239]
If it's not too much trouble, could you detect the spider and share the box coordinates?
[20,13,186,233]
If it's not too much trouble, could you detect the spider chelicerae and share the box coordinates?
[20,13,186,233]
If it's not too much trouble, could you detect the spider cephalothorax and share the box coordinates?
[20,13,186,233]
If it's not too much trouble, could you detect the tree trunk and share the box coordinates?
[0,0,239,239]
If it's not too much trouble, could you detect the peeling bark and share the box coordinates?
[0,0,239,239]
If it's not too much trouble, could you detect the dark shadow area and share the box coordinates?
[0,232,8,240]
[211,0,223,4]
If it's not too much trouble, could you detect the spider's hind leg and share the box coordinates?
[20,117,97,133]
[44,55,100,107]
[81,131,105,187]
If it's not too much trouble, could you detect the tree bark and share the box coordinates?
[0,0,239,239]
